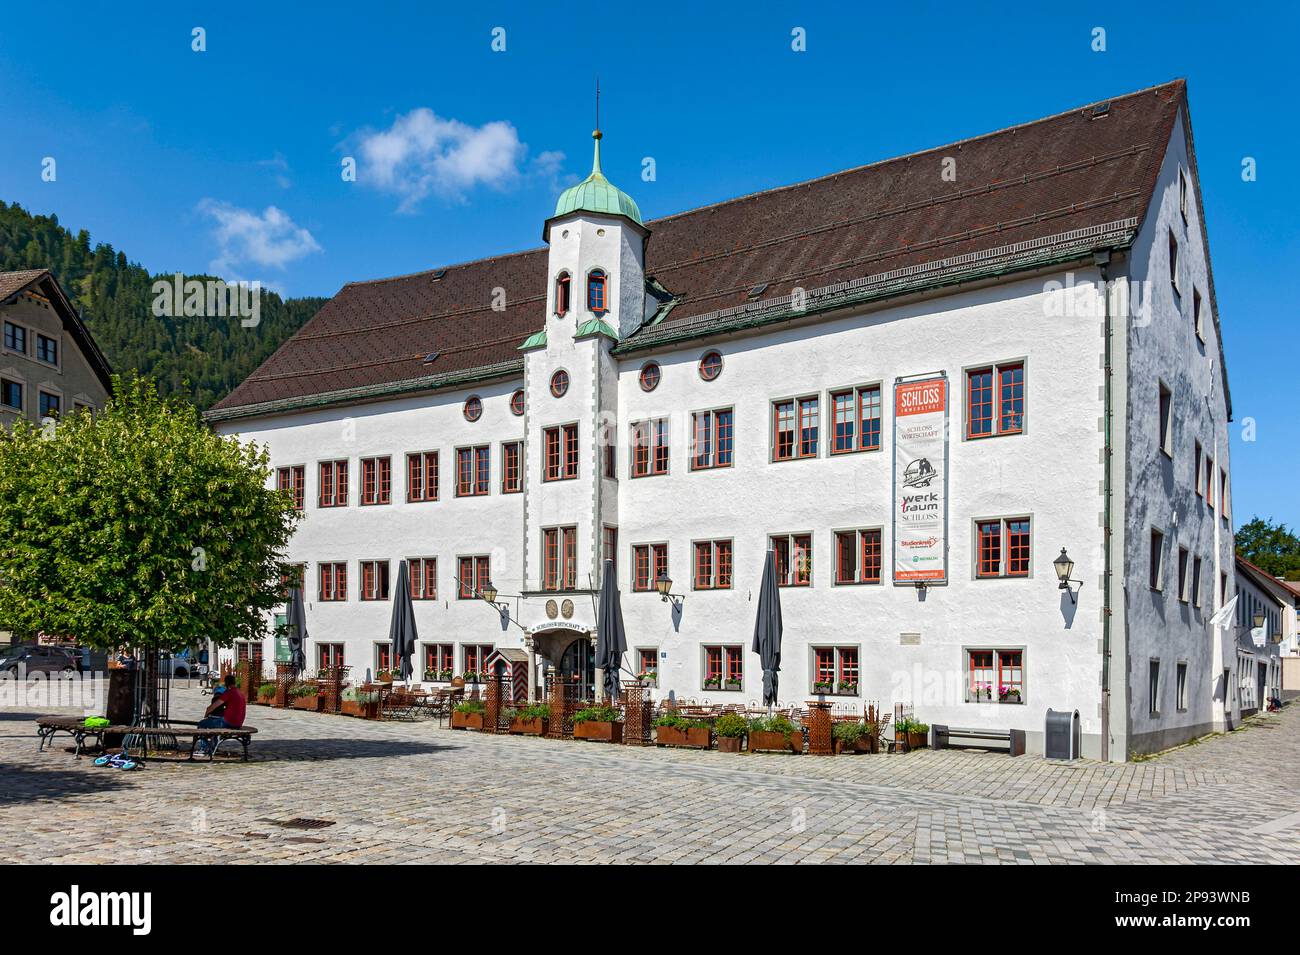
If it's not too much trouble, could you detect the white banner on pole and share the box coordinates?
[893,376,948,584]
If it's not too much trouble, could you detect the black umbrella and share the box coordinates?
[285,585,308,673]
[752,549,783,709]
[595,558,627,701]
[389,560,418,681]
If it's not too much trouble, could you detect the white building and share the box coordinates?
[208,80,1237,760]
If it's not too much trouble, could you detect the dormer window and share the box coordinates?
[555,273,571,316]
[587,269,608,314]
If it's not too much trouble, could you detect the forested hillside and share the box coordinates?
[0,201,324,410]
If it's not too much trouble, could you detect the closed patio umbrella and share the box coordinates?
[595,558,627,701]
[389,560,418,681]
[285,585,309,673]
[752,549,783,710]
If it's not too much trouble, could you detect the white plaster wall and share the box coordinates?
[1119,108,1235,753]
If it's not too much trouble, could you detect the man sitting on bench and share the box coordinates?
[198,675,246,754]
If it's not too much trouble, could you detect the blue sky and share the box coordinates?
[1,2,1295,528]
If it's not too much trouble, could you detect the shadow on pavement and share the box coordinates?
[248,737,461,763]
[0,759,129,806]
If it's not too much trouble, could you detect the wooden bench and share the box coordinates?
[931,724,1025,757]
[36,717,257,762]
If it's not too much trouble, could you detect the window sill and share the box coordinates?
[703,686,744,693]
[833,580,883,587]
[828,445,883,457]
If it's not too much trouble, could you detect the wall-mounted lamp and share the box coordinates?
[655,572,686,610]
[1053,548,1083,604]
[456,575,525,630]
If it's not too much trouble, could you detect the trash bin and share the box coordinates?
[1044,708,1080,760]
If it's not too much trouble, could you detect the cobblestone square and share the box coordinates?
[3,687,1297,864]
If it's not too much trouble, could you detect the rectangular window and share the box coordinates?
[502,441,522,493]
[834,528,882,584]
[423,643,454,678]
[1168,230,1179,292]
[703,646,744,689]
[1149,659,1161,715]
[360,559,390,601]
[1150,528,1164,591]
[812,647,860,694]
[407,451,439,502]
[637,648,658,683]
[317,643,344,670]
[632,543,668,592]
[1194,441,1203,496]
[318,460,348,507]
[770,533,812,587]
[603,431,616,479]
[997,651,1023,701]
[966,362,1024,438]
[1179,166,1189,222]
[360,456,392,505]
[318,562,348,601]
[543,425,579,481]
[967,649,1024,702]
[35,333,58,366]
[772,396,819,460]
[690,408,734,470]
[630,419,669,477]
[975,517,1030,579]
[562,526,577,589]
[968,650,994,700]
[602,525,618,577]
[408,557,437,600]
[1220,469,1229,521]
[457,555,491,599]
[3,322,25,354]
[463,644,494,680]
[38,391,60,418]
[1191,556,1203,608]
[276,465,306,511]
[542,528,559,591]
[1193,288,1204,341]
[830,385,882,454]
[456,446,490,496]
[1178,547,1190,602]
[1158,383,1173,456]
[0,377,21,411]
[1176,662,1188,712]
[692,540,733,590]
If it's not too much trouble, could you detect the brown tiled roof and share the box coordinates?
[211,80,1188,417]
[0,269,49,301]
[0,268,114,392]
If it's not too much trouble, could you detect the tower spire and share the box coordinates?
[592,77,603,177]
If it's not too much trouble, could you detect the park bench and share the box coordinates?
[36,716,257,762]
[930,724,1026,757]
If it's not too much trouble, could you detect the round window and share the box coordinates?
[510,389,525,416]
[639,362,661,392]
[699,350,723,381]
[463,395,483,422]
[550,370,570,398]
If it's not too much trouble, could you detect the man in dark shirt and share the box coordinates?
[197,675,246,753]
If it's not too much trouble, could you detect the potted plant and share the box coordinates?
[638,669,657,687]
[999,685,1022,704]
[812,680,833,694]
[572,705,623,743]
[256,682,276,705]
[438,668,453,681]
[971,682,992,702]
[450,699,486,730]
[376,669,393,684]
[509,703,550,736]
[290,682,321,711]
[714,713,747,753]
[703,676,722,691]
[837,680,858,696]
[725,678,743,691]
[422,667,436,682]
[747,715,802,754]
[653,712,711,749]
[897,718,928,750]
[832,720,877,754]
[463,670,481,685]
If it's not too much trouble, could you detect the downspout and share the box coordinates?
[1096,250,1114,762]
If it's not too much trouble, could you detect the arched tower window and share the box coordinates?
[555,272,571,316]
[587,269,607,314]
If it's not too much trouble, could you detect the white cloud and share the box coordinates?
[351,109,556,211]
[197,199,322,275]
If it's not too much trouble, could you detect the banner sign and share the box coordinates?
[893,376,948,583]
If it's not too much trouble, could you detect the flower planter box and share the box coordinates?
[292,695,321,711]
[341,700,379,719]
[256,694,275,706]
[655,725,711,749]
[833,736,878,755]
[716,736,744,753]
[450,711,485,731]
[509,716,548,736]
[573,720,623,743]
[748,730,802,754]
[907,731,927,749]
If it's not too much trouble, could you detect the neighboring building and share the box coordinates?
[208,79,1235,760]
[1231,556,1288,714]
[0,269,112,427]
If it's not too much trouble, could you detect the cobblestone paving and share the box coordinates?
[2,686,1297,864]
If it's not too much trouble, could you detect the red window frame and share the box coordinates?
[318,460,348,507]
[555,273,571,316]
[408,557,436,600]
[544,427,562,481]
[360,456,392,506]
[771,533,812,587]
[997,650,1023,699]
[814,648,835,686]
[639,362,660,392]
[773,397,819,461]
[407,451,438,502]
[976,518,1030,578]
[724,647,743,684]
[423,643,454,676]
[360,560,389,601]
[502,441,522,493]
[690,408,734,470]
[456,446,490,496]
[630,419,668,477]
[564,424,579,479]
[699,350,723,381]
[602,526,618,577]
[967,362,1024,438]
[562,526,578,589]
[318,562,348,601]
[638,648,657,680]
[829,386,883,453]
[457,555,490,599]
[968,650,994,698]
[542,528,559,591]
[838,648,859,690]
[1005,518,1031,577]
[976,521,1003,578]
[705,646,723,683]
[587,270,607,313]
[693,541,714,589]
[317,643,344,670]
[861,529,881,583]
[510,388,525,416]
[277,465,305,510]
[550,369,569,398]
[632,543,667,592]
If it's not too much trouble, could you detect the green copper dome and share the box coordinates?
[553,131,642,226]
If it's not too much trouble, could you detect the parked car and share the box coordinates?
[0,644,79,676]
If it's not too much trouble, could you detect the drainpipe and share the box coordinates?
[1096,249,1114,762]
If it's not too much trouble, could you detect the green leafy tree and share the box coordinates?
[1236,517,1300,581]
[0,375,300,657]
